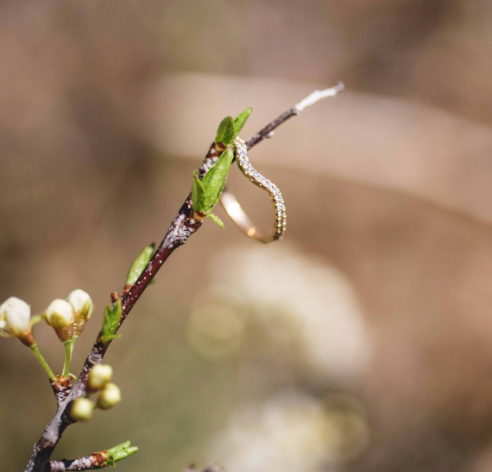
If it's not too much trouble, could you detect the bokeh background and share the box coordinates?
[2,0,492,471]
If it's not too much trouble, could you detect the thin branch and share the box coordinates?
[24,84,343,472]
[49,452,108,471]
[245,82,344,150]
[244,108,297,151]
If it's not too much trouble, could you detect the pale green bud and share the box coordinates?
[97,383,121,410]
[0,297,34,346]
[88,364,113,391]
[45,299,74,342]
[66,289,93,337]
[106,441,139,464]
[70,398,94,422]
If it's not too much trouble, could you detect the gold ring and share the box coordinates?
[220,137,286,244]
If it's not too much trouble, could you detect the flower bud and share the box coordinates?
[66,289,94,337]
[45,299,74,342]
[97,383,121,410]
[88,365,113,391]
[0,297,34,346]
[70,398,94,422]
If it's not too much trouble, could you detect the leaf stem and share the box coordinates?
[30,344,56,381]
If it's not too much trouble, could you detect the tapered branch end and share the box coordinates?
[294,82,344,113]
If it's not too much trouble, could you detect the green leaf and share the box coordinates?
[101,299,122,346]
[201,148,234,209]
[234,108,252,134]
[106,441,139,467]
[191,171,209,212]
[126,243,155,285]
[215,116,235,145]
[206,212,225,229]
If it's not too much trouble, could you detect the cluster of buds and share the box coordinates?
[0,290,93,345]
[44,290,94,378]
[0,289,94,381]
[70,364,121,422]
[45,290,93,342]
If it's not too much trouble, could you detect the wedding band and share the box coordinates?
[220,137,286,244]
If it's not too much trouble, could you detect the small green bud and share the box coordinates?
[45,299,75,342]
[70,398,94,422]
[88,364,113,391]
[106,441,139,466]
[0,297,35,346]
[126,244,155,286]
[101,299,122,345]
[67,289,94,338]
[97,383,121,410]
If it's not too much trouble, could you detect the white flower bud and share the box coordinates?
[97,383,121,410]
[67,289,93,321]
[0,297,34,346]
[88,365,113,391]
[45,299,74,342]
[70,398,94,422]
[67,289,94,337]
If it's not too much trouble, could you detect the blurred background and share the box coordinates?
[2,0,492,471]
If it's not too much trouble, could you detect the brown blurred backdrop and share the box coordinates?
[2,0,492,471]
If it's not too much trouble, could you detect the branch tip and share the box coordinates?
[294,82,344,112]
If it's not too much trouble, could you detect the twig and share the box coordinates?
[245,82,344,150]
[49,452,108,471]
[23,84,343,472]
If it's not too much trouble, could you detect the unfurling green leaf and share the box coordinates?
[215,116,235,145]
[191,171,209,212]
[201,149,234,209]
[126,244,155,286]
[234,108,252,134]
[206,212,225,229]
[192,110,252,229]
[106,440,139,467]
[101,299,122,345]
